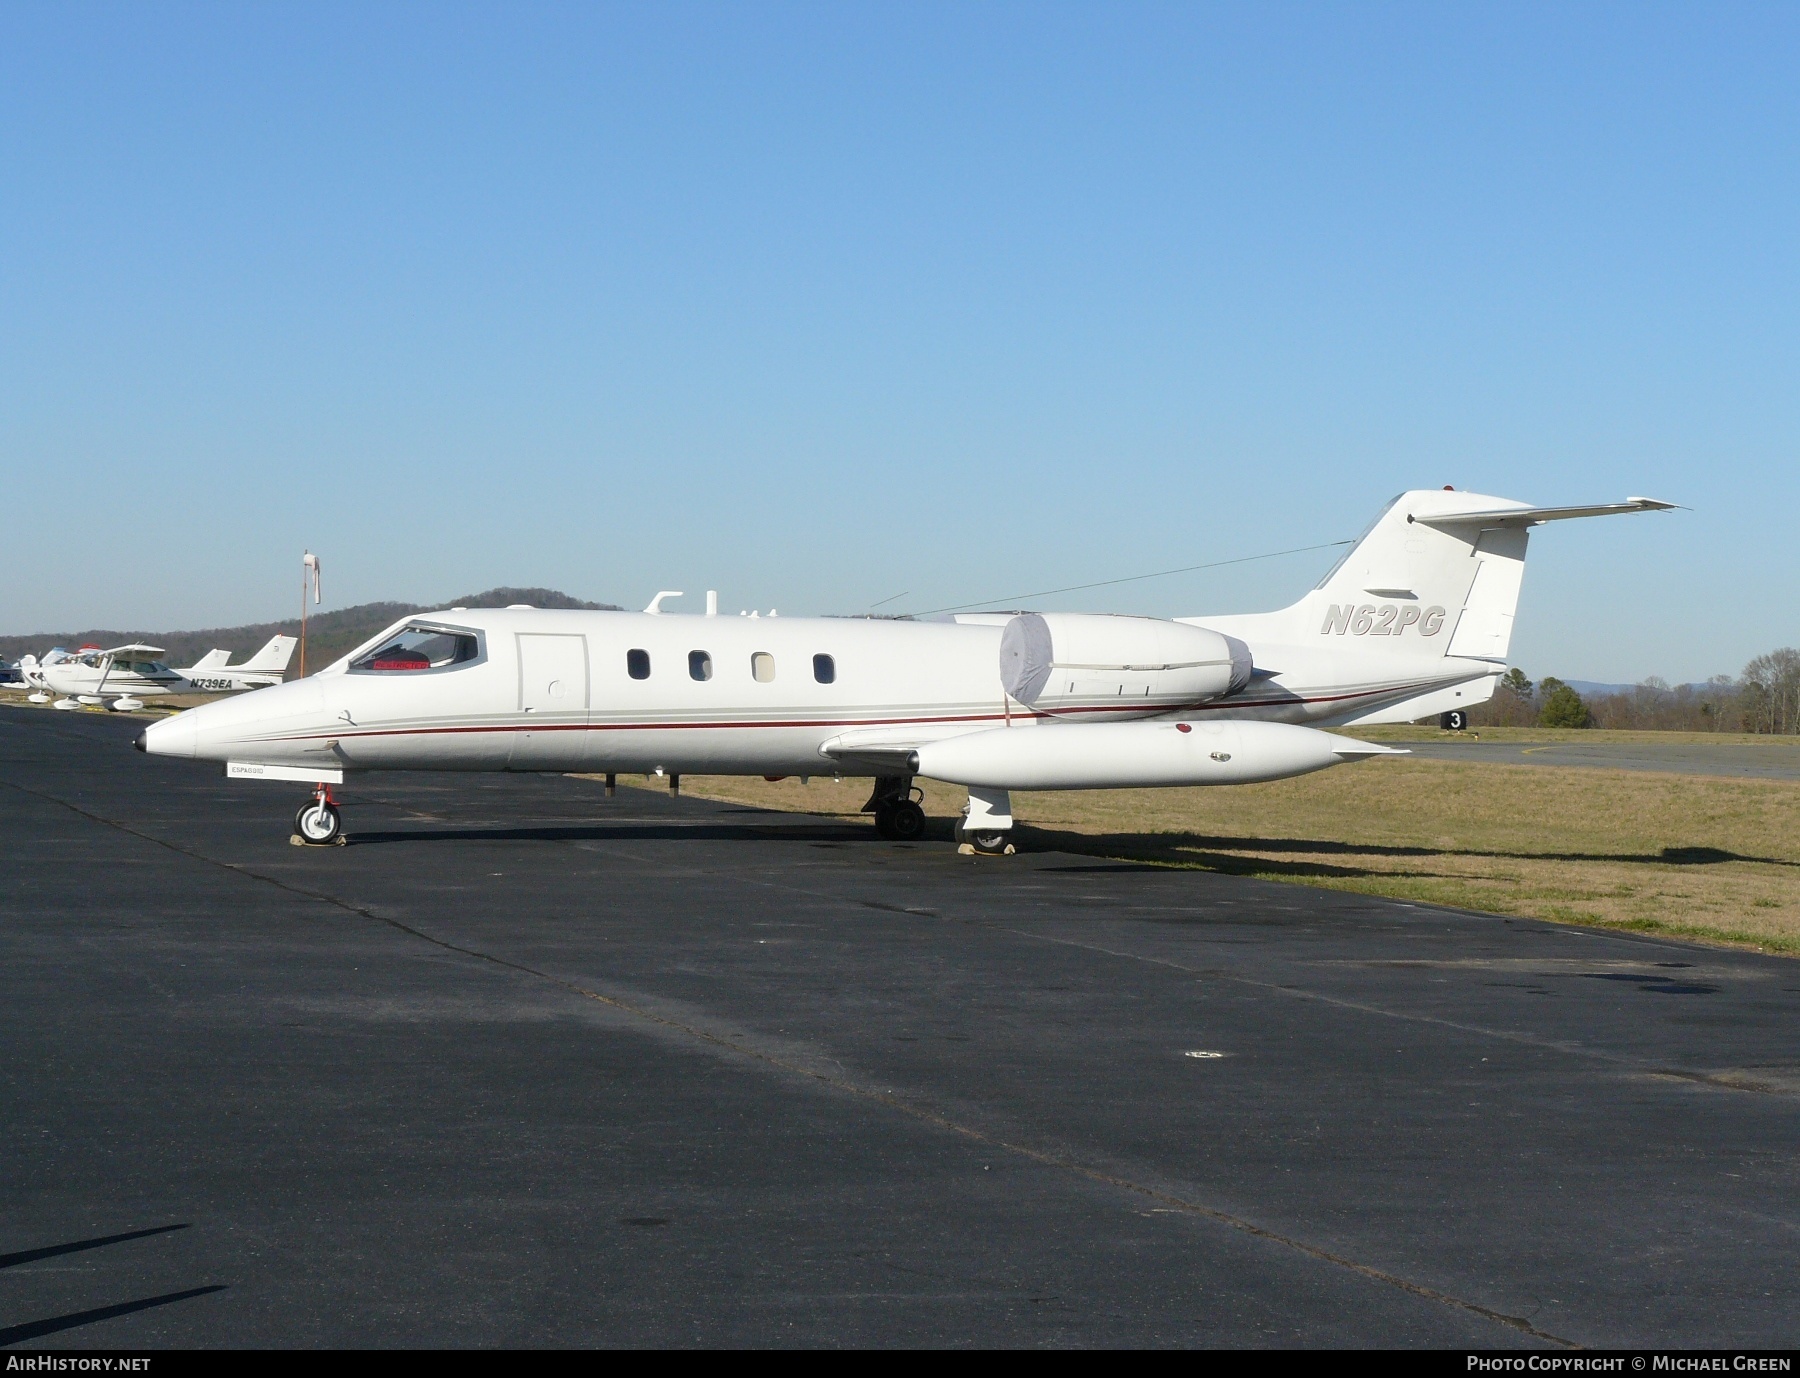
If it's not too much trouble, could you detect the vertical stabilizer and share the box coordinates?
[1190,489,1672,663]
[240,635,299,674]
[1443,527,1528,660]
[1235,489,1534,661]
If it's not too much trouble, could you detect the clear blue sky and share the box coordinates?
[3,3,1794,682]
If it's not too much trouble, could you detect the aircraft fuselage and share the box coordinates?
[139,607,1491,778]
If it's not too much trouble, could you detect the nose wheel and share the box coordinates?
[292,785,345,846]
[955,786,1016,856]
[962,828,1014,855]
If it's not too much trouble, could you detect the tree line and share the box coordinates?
[1466,649,1800,733]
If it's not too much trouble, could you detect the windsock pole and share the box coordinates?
[300,551,321,677]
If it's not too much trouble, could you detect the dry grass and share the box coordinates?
[617,749,1800,956]
[1353,723,1800,749]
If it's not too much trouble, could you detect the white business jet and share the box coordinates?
[137,489,1671,848]
[35,635,297,710]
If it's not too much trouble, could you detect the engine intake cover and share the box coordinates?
[999,613,1250,719]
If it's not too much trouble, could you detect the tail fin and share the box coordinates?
[191,649,230,669]
[1299,489,1530,662]
[241,635,298,674]
[1202,490,1674,663]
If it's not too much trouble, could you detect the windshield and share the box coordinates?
[351,625,482,673]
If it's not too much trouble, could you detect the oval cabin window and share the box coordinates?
[626,649,650,680]
[689,650,713,681]
[751,652,775,683]
[812,653,835,684]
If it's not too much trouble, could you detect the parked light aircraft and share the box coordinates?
[33,635,297,710]
[138,489,1672,848]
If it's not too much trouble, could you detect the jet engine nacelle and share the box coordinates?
[999,613,1251,718]
[912,719,1402,791]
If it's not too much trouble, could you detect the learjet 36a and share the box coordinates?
[137,489,1671,848]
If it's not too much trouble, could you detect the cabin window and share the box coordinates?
[689,650,713,681]
[352,625,481,673]
[751,652,775,683]
[627,648,650,680]
[813,653,835,684]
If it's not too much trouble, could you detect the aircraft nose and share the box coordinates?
[140,711,200,759]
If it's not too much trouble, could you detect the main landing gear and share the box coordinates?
[863,777,1016,853]
[292,784,345,846]
[864,775,928,842]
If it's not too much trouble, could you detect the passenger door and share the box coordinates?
[511,633,589,770]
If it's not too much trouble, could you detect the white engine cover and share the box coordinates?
[912,719,1401,790]
[999,613,1251,719]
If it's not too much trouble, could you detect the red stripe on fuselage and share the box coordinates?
[256,681,1437,745]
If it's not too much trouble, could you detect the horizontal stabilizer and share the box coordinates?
[1412,497,1677,528]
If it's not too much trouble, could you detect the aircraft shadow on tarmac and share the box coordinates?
[344,820,877,847]
[1005,825,1798,881]
[341,812,1795,878]
[0,1224,223,1346]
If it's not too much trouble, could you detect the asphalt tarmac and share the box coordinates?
[4,709,1799,1348]
[1393,736,1800,780]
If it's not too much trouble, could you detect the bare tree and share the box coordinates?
[1740,648,1800,734]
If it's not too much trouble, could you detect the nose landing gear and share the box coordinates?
[956,787,1015,856]
[292,784,346,846]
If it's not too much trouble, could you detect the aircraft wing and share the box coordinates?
[98,643,167,658]
[1411,497,1677,528]
[818,723,983,771]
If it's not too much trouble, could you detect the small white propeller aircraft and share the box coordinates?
[138,489,1673,849]
[33,635,297,710]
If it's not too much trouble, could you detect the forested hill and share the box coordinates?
[0,588,623,673]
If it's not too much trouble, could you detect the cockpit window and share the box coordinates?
[352,625,482,673]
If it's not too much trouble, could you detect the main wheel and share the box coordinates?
[294,799,342,845]
[968,829,1011,855]
[885,799,926,842]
